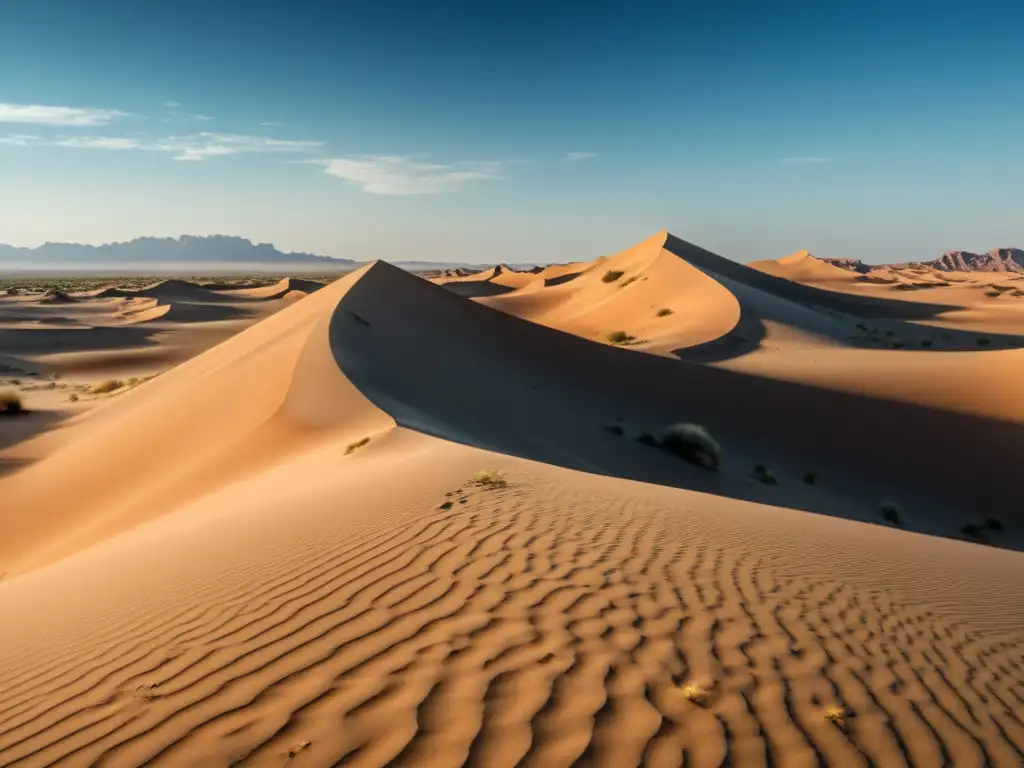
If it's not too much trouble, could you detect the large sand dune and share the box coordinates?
[1,238,1022,767]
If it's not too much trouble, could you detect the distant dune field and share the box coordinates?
[1,234,1022,767]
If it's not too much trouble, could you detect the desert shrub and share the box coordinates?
[636,432,658,447]
[345,437,370,455]
[825,706,849,728]
[0,390,24,416]
[803,471,818,485]
[984,517,1005,532]
[880,502,903,526]
[921,339,933,348]
[961,522,985,539]
[891,341,905,349]
[605,425,624,436]
[607,330,635,344]
[619,275,640,288]
[474,469,508,488]
[92,379,125,394]
[977,337,992,347]
[68,392,79,403]
[660,423,722,471]
[681,682,711,707]
[754,464,778,485]
[657,308,673,317]
[601,270,625,283]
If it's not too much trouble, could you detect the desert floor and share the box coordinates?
[1,234,1021,767]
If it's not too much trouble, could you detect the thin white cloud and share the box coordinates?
[55,136,145,150]
[163,101,181,108]
[781,156,832,164]
[259,121,282,127]
[193,114,213,121]
[564,151,597,161]
[314,155,503,195]
[0,134,40,146]
[0,103,128,126]
[3,130,321,162]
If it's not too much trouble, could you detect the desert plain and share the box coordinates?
[0,231,1022,767]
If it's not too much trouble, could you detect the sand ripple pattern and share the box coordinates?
[1,477,1022,767]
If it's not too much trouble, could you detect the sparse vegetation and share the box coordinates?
[681,681,711,707]
[977,337,992,347]
[825,706,849,728]
[619,275,640,288]
[885,330,894,338]
[803,471,818,485]
[660,423,722,471]
[607,330,635,344]
[984,517,1005,532]
[880,502,903,527]
[474,469,508,488]
[921,339,933,348]
[656,308,674,317]
[891,341,905,349]
[605,424,624,436]
[961,522,985,540]
[601,270,625,283]
[0,390,24,416]
[92,379,125,394]
[287,740,312,759]
[68,393,79,403]
[636,432,659,447]
[345,437,370,455]
[754,464,778,486]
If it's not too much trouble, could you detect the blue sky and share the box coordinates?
[1,0,1022,264]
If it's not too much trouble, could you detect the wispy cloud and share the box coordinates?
[163,101,181,108]
[564,151,597,161]
[259,121,283,127]
[193,114,213,121]
[312,156,503,195]
[1,130,321,161]
[780,156,832,164]
[55,136,145,150]
[0,103,129,127]
[0,134,40,146]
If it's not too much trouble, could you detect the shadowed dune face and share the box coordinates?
[1,241,1023,767]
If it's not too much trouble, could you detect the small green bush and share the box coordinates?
[92,379,125,394]
[474,469,508,488]
[345,437,370,455]
[754,464,778,485]
[0,390,24,416]
[607,330,635,344]
[880,503,902,527]
[601,270,625,283]
[68,392,79,403]
[660,423,722,471]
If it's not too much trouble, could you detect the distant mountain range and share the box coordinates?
[0,236,354,265]
[822,248,1024,274]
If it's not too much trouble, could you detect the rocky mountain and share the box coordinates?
[821,248,1024,273]
[0,235,353,265]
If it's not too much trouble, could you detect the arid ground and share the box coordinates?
[1,233,1021,767]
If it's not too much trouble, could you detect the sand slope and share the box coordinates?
[1,243,1022,766]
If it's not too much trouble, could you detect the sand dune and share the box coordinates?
[1,240,1022,766]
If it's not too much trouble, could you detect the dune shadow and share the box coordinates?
[672,314,768,363]
[544,270,587,287]
[330,264,1024,549]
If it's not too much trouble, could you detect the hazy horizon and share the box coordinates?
[3,1,1023,264]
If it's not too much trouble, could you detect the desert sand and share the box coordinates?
[1,234,1022,767]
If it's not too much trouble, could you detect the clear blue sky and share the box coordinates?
[2,0,1022,264]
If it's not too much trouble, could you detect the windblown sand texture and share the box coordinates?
[1,235,1023,767]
